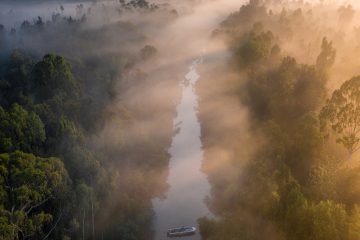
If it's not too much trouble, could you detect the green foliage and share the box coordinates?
[0,3,174,238]
[0,104,45,153]
[307,156,339,201]
[320,76,360,155]
[0,151,69,239]
[32,54,78,102]
[284,199,347,240]
[245,56,326,123]
[198,2,360,240]
[0,51,108,239]
[310,201,347,240]
[235,30,274,69]
[349,206,360,240]
[0,40,170,238]
[0,50,34,107]
[335,167,360,206]
[220,1,268,30]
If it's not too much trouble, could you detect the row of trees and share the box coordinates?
[0,1,174,238]
[0,51,108,239]
[198,1,360,240]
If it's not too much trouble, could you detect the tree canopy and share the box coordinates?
[0,104,45,153]
[0,151,69,239]
[321,76,360,155]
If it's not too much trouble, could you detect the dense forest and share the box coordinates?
[197,0,360,239]
[4,0,360,240]
[0,0,179,239]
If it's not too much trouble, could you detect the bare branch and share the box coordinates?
[42,212,63,240]
[21,201,32,212]
[26,196,52,215]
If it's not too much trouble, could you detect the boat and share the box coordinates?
[167,226,196,238]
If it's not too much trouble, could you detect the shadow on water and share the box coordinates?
[152,58,212,240]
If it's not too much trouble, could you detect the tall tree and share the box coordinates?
[0,151,69,239]
[320,76,360,155]
[316,37,336,73]
[0,104,45,153]
[31,54,78,102]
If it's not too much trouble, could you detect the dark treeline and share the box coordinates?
[198,0,360,239]
[0,1,177,239]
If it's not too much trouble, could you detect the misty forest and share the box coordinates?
[1,0,360,240]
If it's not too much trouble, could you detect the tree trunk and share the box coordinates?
[82,209,85,240]
[91,195,95,240]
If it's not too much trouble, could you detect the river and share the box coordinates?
[152,57,212,240]
[150,1,245,239]
[0,1,243,239]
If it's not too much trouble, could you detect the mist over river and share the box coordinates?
[147,1,245,239]
[152,58,212,240]
[2,0,360,239]
[0,0,244,239]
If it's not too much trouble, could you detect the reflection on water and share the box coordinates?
[152,58,212,240]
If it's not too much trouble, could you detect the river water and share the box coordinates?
[151,1,246,238]
[152,58,212,240]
